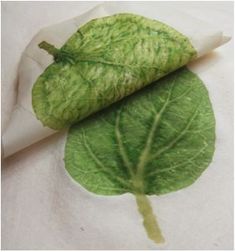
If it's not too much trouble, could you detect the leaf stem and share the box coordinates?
[135,194,165,244]
[38,41,76,64]
[39,41,60,58]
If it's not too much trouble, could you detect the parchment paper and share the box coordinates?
[2,2,230,157]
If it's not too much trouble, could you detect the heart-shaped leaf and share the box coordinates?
[64,67,215,244]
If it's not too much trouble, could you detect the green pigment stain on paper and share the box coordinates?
[30,13,215,245]
[64,68,215,244]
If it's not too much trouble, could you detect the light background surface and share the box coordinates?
[2,1,234,249]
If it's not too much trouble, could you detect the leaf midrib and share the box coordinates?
[135,79,175,179]
[112,77,201,193]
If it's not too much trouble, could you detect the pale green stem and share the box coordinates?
[135,194,165,244]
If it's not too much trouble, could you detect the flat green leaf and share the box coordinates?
[32,13,196,130]
[64,67,215,244]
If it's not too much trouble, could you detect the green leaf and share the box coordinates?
[64,67,215,244]
[32,13,196,130]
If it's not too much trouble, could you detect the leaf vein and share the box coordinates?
[147,144,208,177]
[115,109,135,177]
[81,130,130,189]
[149,105,201,161]
[136,77,176,177]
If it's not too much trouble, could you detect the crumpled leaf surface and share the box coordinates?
[32,13,196,130]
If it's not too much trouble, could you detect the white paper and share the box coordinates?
[2,2,230,157]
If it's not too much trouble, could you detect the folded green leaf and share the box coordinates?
[64,67,215,244]
[32,13,196,130]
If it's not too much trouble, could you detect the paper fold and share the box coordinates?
[2,2,230,158]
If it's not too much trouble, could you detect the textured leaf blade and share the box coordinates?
[64,67,215,244]
[64,67,215,196]
[32,13,196,130]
